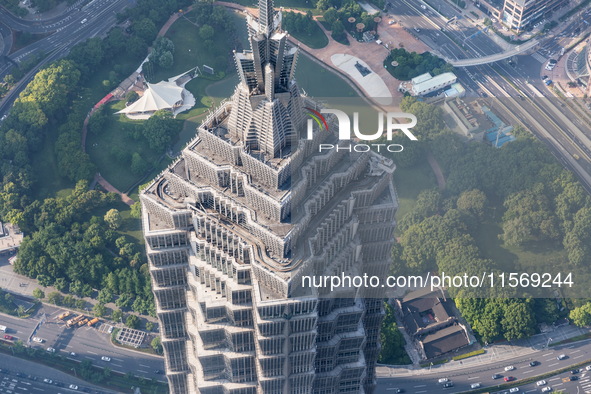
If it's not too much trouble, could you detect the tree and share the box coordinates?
[125,314,140,329]
[570,303,591,327]
[47,291,63,305]
[145,321,155,332]
[456,189,488,219]
[97,288,114,304]
[142,109,178,150]
[33,288,45,299]
[126,90,139,103]
[104,209,122,230]
[112,309,123,323]
[151,336,163,354]
[131,153,149,176]
[158,51,174,69]
[130,201,142,219]
[199,24,214,41]
[93,303,106,317]
[501,301,536,340]
[133,18,158,44]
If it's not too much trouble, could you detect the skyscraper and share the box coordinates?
[140,0,398,392]
[501,0,567,32]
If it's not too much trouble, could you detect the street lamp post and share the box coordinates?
[546,337,553,348]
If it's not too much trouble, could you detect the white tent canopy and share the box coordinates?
[117,80,184,116]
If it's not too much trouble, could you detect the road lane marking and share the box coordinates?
[139,364,150,368]
[87,351,97,355]
[549,363,559,367]
[575,355,585,359]
[522,370,533,374]
[113,364,123,368]
[414,385,426,388]
[113,358,124,362]
[554,383,563,387]
[415,391,427,393]
[550,377,560,381]
[526,390,537,393]
[573,349,582,353]
[138,370,148,373]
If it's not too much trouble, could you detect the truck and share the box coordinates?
[66,315,85,328]
[87,318,100,327]
[57,311,71,320]
[0,325,6,333]
[77,318,89,327]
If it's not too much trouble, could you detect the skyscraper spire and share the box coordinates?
[258,0,275,34]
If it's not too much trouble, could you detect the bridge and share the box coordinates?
[445,39,540,67]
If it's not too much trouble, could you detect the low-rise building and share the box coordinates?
[399,72,457,96]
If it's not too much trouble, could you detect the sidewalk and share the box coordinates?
[376,324,590,377]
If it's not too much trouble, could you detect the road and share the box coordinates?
[386,0,503,60]
[0,353,115,394]
[376,339,591,393]
[0,308,165,385]
[0,0,136,117]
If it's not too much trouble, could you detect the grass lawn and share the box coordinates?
[393,160,438,226]
[289,22,328,49]
[86,101,178,193]
[147,10,245,84]
[474,220,567,275]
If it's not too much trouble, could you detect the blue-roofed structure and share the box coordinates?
[482,105,515,148]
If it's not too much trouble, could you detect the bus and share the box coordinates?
[87,318,100,327]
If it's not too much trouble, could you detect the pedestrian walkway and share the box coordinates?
[377,324,590,377]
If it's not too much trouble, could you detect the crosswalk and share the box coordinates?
[531,51,547,63]
[579,370,591,393]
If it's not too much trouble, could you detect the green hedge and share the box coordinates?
[452,349,485,361]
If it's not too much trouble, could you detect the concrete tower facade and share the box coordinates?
[140,1,398,392]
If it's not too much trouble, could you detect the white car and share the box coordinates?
[505,365,515,371]
[586,365,591,371]
[510,388,519,393]
[542,387,553,393]
[537,380,547,386]
[46,347,55,353]
[101,356,111,362]
[32,337,44,343]
[470,383,481,389]
[438,378,449,383]
[69,384,78,390]
[557,354,567,360]
[42,378,53,384]
[421,4,426,9]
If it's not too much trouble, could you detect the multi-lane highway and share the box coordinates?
[376,339,591,393]
[0,0,136,117]
[0,306,165,383]
[386,0,503,60]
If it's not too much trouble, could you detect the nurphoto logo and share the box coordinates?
[305,108,418,152]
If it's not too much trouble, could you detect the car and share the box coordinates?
[414,27,421,33]
[509,388,519,393]
[541,387,553,393]
[570,376,579,381]
[504,376,515,382]
[389,20,395,25]
[505,366,515,371]
[586,365,591,371]
[542,75,548,80]
[70,352,77,357]
[421,4,427,9]
[101,356,111,362]
[545,79,553,86]
[571,369,580,374]
[69,384,79,390]
[32,337,44,343]
[537,380,547,386]
[3,335,13,340]
[46,347,56,353]
[154,370,163,374]
[43,378,53,384]
[470,383,481,389]
[557,354,567,360]
[443,382,454,388]
[80,18,87,24]
[438,378,449,383]
[492,374,503,379]
[529,361,539,367]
